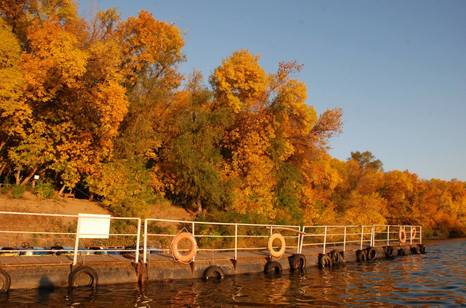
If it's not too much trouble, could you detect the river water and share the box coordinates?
[1,239,464,307]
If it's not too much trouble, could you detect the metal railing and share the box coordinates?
[143,218,301,263]
[0,211,422,265]
[300,224,422,254]
[0,211,141,265]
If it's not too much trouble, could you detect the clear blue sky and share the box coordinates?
[80,0,466,180]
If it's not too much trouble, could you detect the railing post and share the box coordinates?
[360,225,364,250]
[73,217,80,266]
[323,226,328,254]
[143,219,148,264]
[135,218,141,263]
[343,226,347,252]
[191,222,195,261]
[296,227,300,254]
[234,223,238,261]
[371,226,375,247]
[418,226,421,244]
[387,225,390,246]
[299,226,306,254]
[410,225,413,245]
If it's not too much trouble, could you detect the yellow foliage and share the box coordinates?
[117,10,184,87]
[210,49,267,113]
[21,20,88,102]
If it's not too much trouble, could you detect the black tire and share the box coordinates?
[383,246,394,259]
[330,250,339,265]
[397,248,406,256]
[410,246,419,254]
[0,269,11,294]
[318,253,332,269]
[356,249,367,262]
[289,254,306,272]
[203,265,224,281]
[417,244,426,254]
[338,251,345,263]
[264,260,282,275]
[366,247,376,261]
[68,266,98,289]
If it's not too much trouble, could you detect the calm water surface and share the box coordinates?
[1,239,464,307]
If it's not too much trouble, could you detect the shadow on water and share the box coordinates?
[37,275,54,303]
[2,239,465,307]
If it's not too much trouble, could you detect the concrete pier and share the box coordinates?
[0,243,423,290]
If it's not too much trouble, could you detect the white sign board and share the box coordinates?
[77,213,111,239]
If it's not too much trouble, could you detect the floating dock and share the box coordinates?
[0,211,425,291]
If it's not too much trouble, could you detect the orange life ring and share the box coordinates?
[170,232,197,263]
[399,227,407,244]
[268,233,286,258]
[410,227,417,241]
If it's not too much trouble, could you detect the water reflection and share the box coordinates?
[2,239,465,307]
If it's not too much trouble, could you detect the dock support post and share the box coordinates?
[143,219,148,264]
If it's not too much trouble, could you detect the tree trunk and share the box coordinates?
[0,163,6,178]
[21,167,38,186]
[15,168,21,184]
[59,184,66,196]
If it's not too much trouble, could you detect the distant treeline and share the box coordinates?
[0,1,464,237]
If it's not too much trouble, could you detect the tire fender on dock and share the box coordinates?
[318,253,332,269]
[417,244,426,254]
[289,254,306,272]
[383,246,394,258]
[330,250,344,265]
[366,247,376,261]
[203,265,225,280]
[264,260,282,275]
[0,268,11,294]
[68,266,98,289]
[356,249,367,262]
[397,248,406,256]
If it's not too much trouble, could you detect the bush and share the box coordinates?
[1,183,12,194]
[34,182,55,199]
[12,184,26,198]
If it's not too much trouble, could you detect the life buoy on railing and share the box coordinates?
[399,227,407,244]
[268,233,286,258]
[170,232,197,263]
[410,227,417,242]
